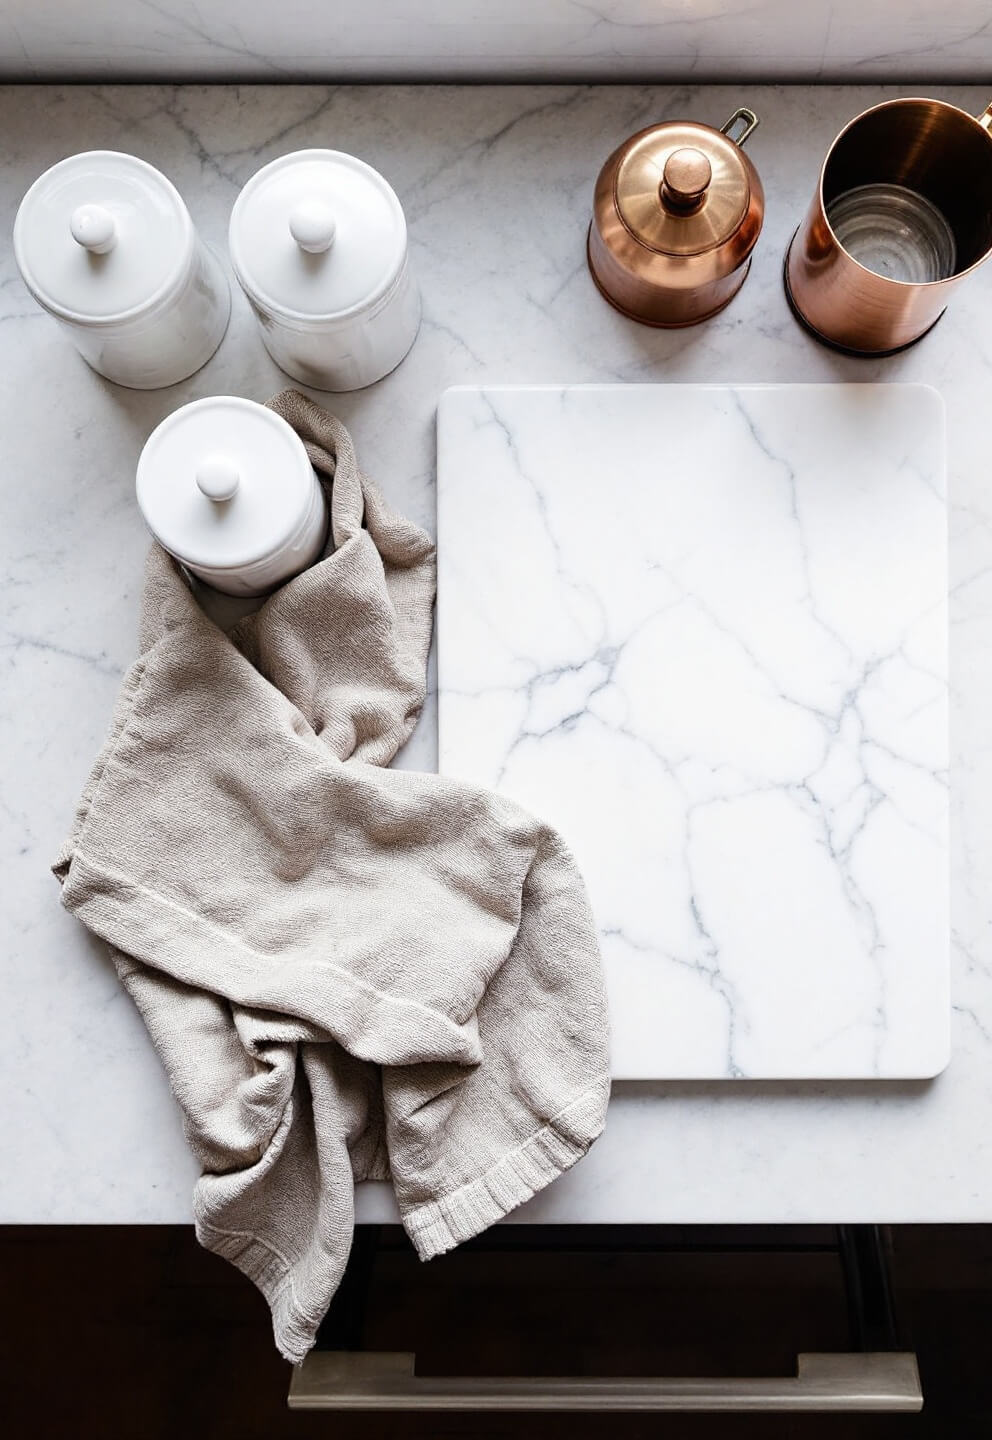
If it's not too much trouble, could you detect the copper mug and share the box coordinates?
[786,96,992,355]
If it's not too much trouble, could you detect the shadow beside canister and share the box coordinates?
[786,97,992,356]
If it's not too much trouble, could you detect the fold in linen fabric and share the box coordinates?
[54,391,610,1363]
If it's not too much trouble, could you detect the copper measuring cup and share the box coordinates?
[785,96,992,355]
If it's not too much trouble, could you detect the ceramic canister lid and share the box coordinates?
[13,151,195,322]
[229,149,408,320]
[136,396,317,571]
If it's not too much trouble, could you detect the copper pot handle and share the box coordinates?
[978,99,992,132]
[721,107,759,147]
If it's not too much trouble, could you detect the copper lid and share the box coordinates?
[588,107,764,327]
[615,121,754,257]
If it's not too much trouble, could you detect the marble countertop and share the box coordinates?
[3,82,992,1225]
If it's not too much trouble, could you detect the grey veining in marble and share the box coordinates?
[1,3,991,82]
[3,84,992,1225]
[437,384,949,1081]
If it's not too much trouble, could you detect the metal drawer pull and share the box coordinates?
[289,1350,922,1412]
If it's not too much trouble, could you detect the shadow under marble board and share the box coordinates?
[437,384,948,1081]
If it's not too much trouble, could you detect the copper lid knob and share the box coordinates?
[661,147,712,211]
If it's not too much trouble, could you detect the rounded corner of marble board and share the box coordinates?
[863,380,946,433]
[907,381,946,415]
[889,381,947,437]
[914,1029,952,1081]
[436,385,474,428]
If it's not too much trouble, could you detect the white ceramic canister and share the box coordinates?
[228,149,420,392]
[136,396,329,597]
[13,151,230,390]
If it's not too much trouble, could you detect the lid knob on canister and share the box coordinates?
[195,454,240,502]
[661,148,712,211]
[289,199,337,254]
[70,203,118,254]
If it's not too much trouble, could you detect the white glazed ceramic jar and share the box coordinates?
[136,396,329,597]
[228,149,420,392]
[13,151,230,390]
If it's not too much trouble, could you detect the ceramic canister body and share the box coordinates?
[54,238,231,389]
[136,396,329,598]
[249,255,421,392]
[13,151,230,390]
[229,149,420,392]
[183,473,328,595]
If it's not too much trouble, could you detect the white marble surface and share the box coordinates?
[1,4,991,82]
[437,384,949,1080]
[3,84,992,1223]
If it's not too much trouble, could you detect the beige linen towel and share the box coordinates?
[54,391,609,1363]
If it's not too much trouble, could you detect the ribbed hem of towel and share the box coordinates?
[401,1077,610,1262]
[194,1212,324,1366]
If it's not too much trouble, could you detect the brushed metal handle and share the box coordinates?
[289,1350,922,1413]
[720,105,760,147]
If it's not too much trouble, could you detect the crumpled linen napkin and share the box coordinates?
[54,390,610,1363]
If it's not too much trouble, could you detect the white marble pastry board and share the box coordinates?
[436,384,949,1080]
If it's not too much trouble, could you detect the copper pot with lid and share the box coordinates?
[588,107,764,327]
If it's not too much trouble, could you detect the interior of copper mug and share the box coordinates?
[823,100,992,276]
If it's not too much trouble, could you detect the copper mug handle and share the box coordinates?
[721,107,759,147]
[979,99,992,131]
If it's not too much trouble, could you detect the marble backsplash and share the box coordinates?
[1,1,990,82]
